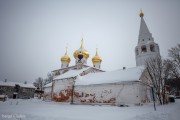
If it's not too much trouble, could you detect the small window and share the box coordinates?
[93,65,95,67]
[150,45,155,52]
[82,92,84,97]
[141,45,147,53]
[142,39,144,41]
[149,38,151,40]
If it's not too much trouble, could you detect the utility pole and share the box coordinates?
[71,80,75,104]
[151,87,156,111]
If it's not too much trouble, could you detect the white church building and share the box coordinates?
[43,11,160,106]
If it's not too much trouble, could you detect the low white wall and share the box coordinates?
[74,82,142,105]
[44,87,52,100]
[52,78,74,102]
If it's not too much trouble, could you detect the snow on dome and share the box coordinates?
[75,66,145,85]
[53,67,90,80]
[0,81,35,88]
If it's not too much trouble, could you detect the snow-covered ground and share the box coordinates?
[0,99,179,120]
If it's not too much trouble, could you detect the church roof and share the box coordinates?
[53,67,91,80]
[75,66,145,85]
[139,15,150,37]
[138,11,154,44]
[0,81,35,88]
[44,82,52,88]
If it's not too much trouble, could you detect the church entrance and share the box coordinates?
[13,93,17,99]
[13,94,16,99]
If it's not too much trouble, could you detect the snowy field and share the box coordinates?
[0,99,180,120]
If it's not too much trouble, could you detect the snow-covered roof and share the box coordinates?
[0,81,36,88]
[75,66,145,85]
[44,82,52,88]
[53,67,90,80]
[52,64,105,72]
[52,65,77,72]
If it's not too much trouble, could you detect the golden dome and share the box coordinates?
[92,48,102,63]
[139,10,144,17]
[73,37,90,59]
[61,47,71,63]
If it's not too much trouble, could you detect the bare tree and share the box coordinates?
[165,44,180,95]
[168,44,180,66]
[168,44,180,80]
[44,73,54,85]
[33,77,44,91]
[24,81,27,84]
[145,56,169,104]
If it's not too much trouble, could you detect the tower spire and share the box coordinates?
[95,48,99,56]
[65,44,68,55]
[139,9,144,17]
[80,34,84,48]
[138,10,151,43]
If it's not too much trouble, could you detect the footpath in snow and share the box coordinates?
[0,99,180,120]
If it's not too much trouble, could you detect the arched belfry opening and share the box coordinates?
[141,45,147,53]
[150,45,155,52]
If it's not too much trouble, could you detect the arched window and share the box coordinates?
[150,45,155,52]
[141,45,147,53]
[136,48,139,55]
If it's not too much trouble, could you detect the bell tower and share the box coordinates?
[135,11,160,66]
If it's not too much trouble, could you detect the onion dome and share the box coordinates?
[92,48,102,63]
[139,10,144,17]
[73,37,90,59]
[61,47,71,62]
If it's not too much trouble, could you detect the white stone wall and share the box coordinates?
[74,82,146,105]
[44,87,52,101]
[75,57,87,65]
[136,53,160,66]
[93,62,101,69]
[52,78,74,102]
[135,42,160,66]
[61,62,69,68]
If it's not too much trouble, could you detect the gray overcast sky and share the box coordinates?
[0,0,179,83]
